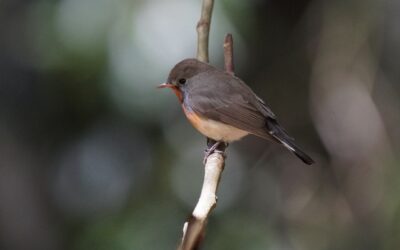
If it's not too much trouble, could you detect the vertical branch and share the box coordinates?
[179,153,225,250]
[223,34,235,74]
[196,0,214,63]
[178,0,237,249]
[178,2,216,249]
[178,24,236,250]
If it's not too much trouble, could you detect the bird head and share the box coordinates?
[158,58,212,102]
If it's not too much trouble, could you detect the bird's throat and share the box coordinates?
[171,87,183,103]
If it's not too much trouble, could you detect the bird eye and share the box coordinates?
[178,78,186,84]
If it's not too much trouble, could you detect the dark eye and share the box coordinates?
[178,78,186,84]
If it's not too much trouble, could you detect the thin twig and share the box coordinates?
[178,7,236,250]
[224,34,235,75]
[196,0,214,63]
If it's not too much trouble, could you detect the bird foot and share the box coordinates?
[203,141,227,164]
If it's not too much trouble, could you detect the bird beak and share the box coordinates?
[157,83,175,89]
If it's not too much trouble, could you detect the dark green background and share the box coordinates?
[0,0,399,249]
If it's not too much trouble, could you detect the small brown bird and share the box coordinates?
[159,58,314,165]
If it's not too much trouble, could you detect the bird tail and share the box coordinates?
[266,118,314,165]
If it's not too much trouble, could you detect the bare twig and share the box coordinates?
[178,2,236,248]
[224,34,235,75]
[179,153,225,250]
[196,0,214,63]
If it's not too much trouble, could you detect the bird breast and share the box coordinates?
[183,107,249,142]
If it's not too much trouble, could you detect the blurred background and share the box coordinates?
[1,0,399,249]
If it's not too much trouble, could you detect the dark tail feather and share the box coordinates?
[266,118,315,165]
[283,140,315,165]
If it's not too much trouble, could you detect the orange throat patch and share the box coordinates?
[171,87,183,103]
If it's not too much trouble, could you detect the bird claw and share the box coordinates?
[203,141,227,164]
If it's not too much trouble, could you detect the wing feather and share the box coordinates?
[184,70,273,139]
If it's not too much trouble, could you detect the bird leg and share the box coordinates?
[203,139,228,164]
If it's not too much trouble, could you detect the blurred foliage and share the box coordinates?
[0,0,400,249]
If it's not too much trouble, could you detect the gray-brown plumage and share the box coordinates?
[161,58,314,165]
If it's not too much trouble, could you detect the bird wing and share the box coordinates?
[254,94,276,119]
[185,71,274,139]
[185,70,314,164]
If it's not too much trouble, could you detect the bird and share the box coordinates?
[158,58,314,165]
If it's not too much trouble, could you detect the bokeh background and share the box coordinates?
[1,0,400,249]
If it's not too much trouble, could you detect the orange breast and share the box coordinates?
[183,107,204,130]
[182,105,249,142]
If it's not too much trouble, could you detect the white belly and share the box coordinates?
[191,117,249,142]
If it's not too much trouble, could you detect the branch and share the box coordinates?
[179,153,225,250]
[224,34,235,75]
[178,6,236,248]
[196,0,214,63]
